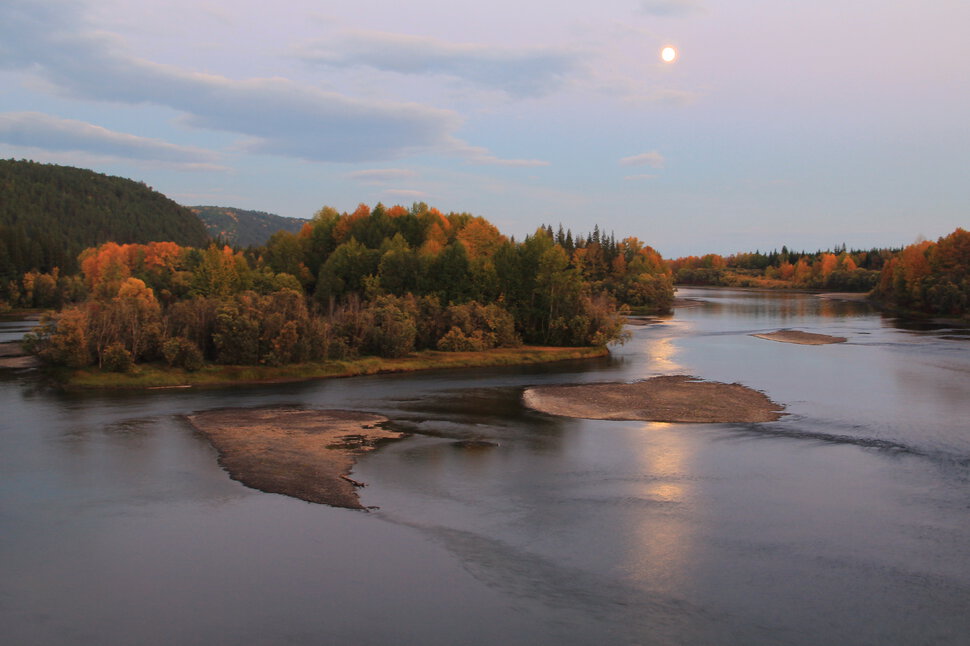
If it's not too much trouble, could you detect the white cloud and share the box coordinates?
[639,0,705,17]
[449,141,550,167]
[619,151,666,168]
[296,30,582,98]
[0,112,226,170]
[0,0,523,166]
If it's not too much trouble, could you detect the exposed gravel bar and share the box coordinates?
[187,407,404,509]
[751,330,847,345]
[523,375,784,423]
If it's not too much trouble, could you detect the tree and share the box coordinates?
[113,277,163,361]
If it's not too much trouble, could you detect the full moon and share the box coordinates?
[661,46,677,63]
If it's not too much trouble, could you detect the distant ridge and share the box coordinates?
[191,206,307,248]
[0,159,210,276]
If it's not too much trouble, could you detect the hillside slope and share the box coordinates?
[192,206,307,248]
[0,159,210,277]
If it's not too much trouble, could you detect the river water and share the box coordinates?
[1,288,969,645]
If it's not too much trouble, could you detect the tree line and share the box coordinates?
[669,246,892,292]
[22,202,675,371]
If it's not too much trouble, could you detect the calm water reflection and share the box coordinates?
[2,288,969,645]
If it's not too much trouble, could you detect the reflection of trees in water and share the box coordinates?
[682,288,874,321]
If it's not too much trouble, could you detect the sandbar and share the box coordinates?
[523,375,784,423]
[751,330,847,345]
[187,407,404,509]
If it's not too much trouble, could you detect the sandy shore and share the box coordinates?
[0,342,39,369]
[523,375,784,423]
[187,407,404,509]
[751,330,847,345]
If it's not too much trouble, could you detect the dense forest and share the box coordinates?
[21,201,674,372]
[5,159,966,376]
[192,206,306,248]
[0,160,209,286]
[669,247,890,292]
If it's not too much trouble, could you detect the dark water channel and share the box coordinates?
[2,288,969,645]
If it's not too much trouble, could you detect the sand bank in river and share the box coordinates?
[523,375,784,423]
[751,330,847,345]
[187,407,404,509]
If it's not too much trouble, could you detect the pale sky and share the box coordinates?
[1,0,967,257]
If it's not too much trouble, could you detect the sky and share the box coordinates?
[1,0,967,257]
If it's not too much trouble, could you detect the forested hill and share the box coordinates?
[0,159,210,277]
[191,206,307,248]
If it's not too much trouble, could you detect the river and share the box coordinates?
[1,288,969,645]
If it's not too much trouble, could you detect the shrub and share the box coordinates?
[102,342,134,372]
[436,326,484,352]
[162,337,204,371]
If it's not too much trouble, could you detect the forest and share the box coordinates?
[4,161,967,377]
[870,228,970,317]
[19,202,674,373]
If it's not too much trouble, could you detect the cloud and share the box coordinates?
[346,168,418,184]
[619,151,665,168]
[0,0,520,165]
[0,112,224,168]
[638,0,705,17]
[449,141,550,167]
[296,30,582,98]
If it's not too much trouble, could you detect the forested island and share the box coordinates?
[0,161,673,385]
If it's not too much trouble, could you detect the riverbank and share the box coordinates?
[61,345,610,389]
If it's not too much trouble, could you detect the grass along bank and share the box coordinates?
[63,345,610,389]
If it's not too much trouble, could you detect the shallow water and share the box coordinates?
[2,289,969,645]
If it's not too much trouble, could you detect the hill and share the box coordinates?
[0,159,210,278]
[191,206,307,248]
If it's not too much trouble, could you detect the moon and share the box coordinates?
[661,46,677,63]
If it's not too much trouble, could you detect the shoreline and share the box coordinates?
[60,345,610,389]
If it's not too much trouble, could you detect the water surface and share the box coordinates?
[2,289,969,645]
